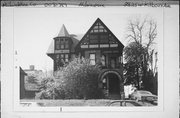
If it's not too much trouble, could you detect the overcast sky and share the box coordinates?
[14,7,163,71]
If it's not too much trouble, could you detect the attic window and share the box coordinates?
[90,22,107,33]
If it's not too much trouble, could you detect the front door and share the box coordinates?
[108,73,120,94]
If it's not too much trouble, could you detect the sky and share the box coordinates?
[14,7,163,71]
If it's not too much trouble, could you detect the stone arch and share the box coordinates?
[99,70,122,82]
[98,70,124,99]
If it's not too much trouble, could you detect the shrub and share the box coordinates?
[58,58,104,99]
[36,57,104,99]
[35,74,61,99]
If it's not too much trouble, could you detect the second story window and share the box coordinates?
[65,41,69,48]
[101,55,106,66]
[90,53,96,65]
[55,39,60,50]
[60,43,65,49]
[55,38,69,50]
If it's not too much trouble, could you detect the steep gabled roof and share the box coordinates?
[75,18,124,51]
[58,24,70,37]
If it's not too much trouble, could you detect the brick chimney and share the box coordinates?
[29,65,35,71]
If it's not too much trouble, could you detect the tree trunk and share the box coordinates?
[136,67,140,89]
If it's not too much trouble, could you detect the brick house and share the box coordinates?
[47,18,125,99]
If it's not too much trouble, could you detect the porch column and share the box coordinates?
[107,76,109,96]
[120,82,125,100]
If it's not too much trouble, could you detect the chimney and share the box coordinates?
[29,65,35,71]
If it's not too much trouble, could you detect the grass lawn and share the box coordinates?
[21,99,117,106]
[20,99,155,107]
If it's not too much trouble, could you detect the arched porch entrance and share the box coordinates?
[108,73,120,94]
[99,70,124,99]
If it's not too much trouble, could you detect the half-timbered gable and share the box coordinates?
[76,18,124,51]
[75,18,124,69]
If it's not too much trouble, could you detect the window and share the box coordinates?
[110,58,116,68]
[101,55,106,66]
[119,56,123,63]
[65,41,69,48]
[59,54,69,62]
[89,54,96,65]
[60,54,64,58]
[55,54,69,69]
[55,54,64,70]
[65,54,69,62]
[60,44,64,49]
[90,22,107,33]
[55,38,69,50]
[55,39,60,50]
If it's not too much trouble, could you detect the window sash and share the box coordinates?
[90,54,96,65]
[101,55,106,66]
[55,38,69,50]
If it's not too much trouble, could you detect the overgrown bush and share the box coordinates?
[36,57,104,99]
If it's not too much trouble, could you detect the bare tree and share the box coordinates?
[124,16,157,90]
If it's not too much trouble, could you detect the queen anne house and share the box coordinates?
[47,18,124,99]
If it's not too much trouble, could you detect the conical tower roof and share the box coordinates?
[58,24,70,37]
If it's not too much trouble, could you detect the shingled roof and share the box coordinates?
[58,24,70,37]
[46,40,54,54]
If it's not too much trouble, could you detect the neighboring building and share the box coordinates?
[47,18,125,99]
[20,66,40,99]
[20,67,27,99]
[24,65,42,75]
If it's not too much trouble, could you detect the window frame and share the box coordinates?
[55,54,69,68]
[101,54,106,66]
[89,53,96,65]
[55,38,69,50]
